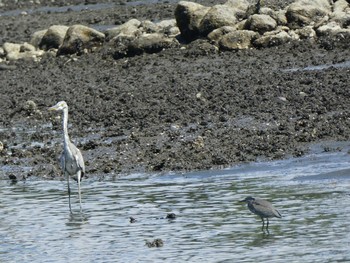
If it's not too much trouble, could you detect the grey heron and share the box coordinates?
[240,196,282,231]
[49,101,85,213]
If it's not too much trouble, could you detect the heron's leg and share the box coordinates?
[66,172,72,214]
[266,218,269,231]
[77,170,83,213]
[261,217,265,231]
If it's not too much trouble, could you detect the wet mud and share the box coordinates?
[0,0,350,179]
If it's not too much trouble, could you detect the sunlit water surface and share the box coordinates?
[2,142,350,262]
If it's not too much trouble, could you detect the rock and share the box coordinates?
[23,100,39,115]
[140,20,159,33]
[156,19,180,37]
[295,25,316,39]
[185,39,218,56]
[317,21,350,37]
[330,0,350,27]
[274,10,288,26]
[105,19,142,41]
[333,0,350,13]
[199,0,250,36]
[9,174,18,184]
[316,21,340,35]
[259,7,275,16]
[3,42,43,61]
[253,30,292,47]
[199,4,239,36]
[225,0,250,11]
[146,239,164,248]
[287,29,300,40]
[260,8,288,26]
[57,25,105,56]
[6,50,44,61]
[30,29,47,48]
[245,14,277,34]
[166,213,176,219]
[219,30,259,50]
[156,19,177,29]
[126,33,178,56]
[3,42,21,55]
[175,1,210,41]
[39,25,69,50]
[20,42,36,52]
[207,26,237,45]
[108,19,179,58]
[286,0,332,29]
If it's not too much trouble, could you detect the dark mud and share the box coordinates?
[1,0,350,179]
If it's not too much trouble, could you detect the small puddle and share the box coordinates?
[282,60,350,72]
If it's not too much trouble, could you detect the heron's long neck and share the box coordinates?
[62,107,70,147]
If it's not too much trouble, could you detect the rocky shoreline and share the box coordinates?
[1,0,350,61]
[0,0,350,180]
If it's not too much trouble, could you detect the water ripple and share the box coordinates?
[1,143,350,262]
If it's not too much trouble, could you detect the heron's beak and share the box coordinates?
[239,199,247,203]
[48,106,57,111]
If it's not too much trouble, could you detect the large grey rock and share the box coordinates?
[219,30,259,50]
[245,14,277,34]
[175,1,210,41]
[199,5,239,35]
[286,0,332,28]
[199,0,250,36]
[39,25,69,50]
[57,25,105,56]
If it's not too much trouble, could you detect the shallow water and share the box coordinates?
[1,141,350,262]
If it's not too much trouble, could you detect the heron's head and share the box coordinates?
[49,101,68,111]
[239,196,255,203]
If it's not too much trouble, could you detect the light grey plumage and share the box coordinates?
[49,101,85,213]
[240,196,281,231]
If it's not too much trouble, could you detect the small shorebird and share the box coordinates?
[240,196,282,231]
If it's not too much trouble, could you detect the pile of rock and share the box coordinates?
[0,0,349,61]
[0,18,179,61]
[176,0,350,49]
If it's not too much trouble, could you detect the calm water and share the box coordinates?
[1,142,350,262]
